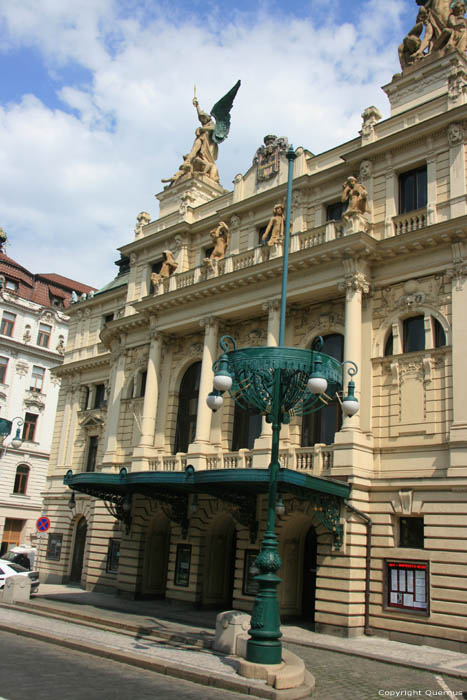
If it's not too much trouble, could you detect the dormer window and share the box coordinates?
[5,280,17,292]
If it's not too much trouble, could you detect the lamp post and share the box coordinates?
[207,147,359,666]
[0,417,24,456]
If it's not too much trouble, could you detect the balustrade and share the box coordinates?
[393,208,427,236]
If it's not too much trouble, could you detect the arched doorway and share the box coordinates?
[202,515,237,608]
[278,516,318,620]
[142,514,170,597]
[302,526,318,624]
[70,517,87,583]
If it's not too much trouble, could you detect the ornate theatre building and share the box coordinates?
[40,5,467,652]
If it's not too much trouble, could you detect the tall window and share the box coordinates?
[399,166,427,214]
[0,518,24,556]
[0,356,8,384]
[30,365,45,392]
[86,436,99,472]
[302,334,344,447]
[22,413,38,442]
[37,323,52,347]
[13,465,30,495]
[93,384,106,408]
[232,405,262,451]
[403,316,446,353]
[174,362,201,454]
[139,371,147,397]
[1,311,16,337]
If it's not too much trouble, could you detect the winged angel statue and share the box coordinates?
[162,80,241,187]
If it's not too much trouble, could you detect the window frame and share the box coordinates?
[13,464,30,495]
[37,322,52,348]
[30,365,45,393]
[0,356,8,384]
[85,435,99,472]
[1,311,16,337]
[398,165,427,215]
[22,413,38,442]
[399,516,424,549]
[106,539,121,573]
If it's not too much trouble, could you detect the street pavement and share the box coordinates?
[1,583,467,699]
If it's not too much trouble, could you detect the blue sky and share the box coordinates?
[0,0,414,288]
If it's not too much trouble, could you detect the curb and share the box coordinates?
[0,619,314,700]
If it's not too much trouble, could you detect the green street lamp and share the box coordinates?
[207,146,359,666]
[0,417,24,456]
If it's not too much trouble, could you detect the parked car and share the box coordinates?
[0,559,40,594]
[1,546,37,570]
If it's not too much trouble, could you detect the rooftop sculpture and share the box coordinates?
[399,0,467,69]
[162,81,241,188]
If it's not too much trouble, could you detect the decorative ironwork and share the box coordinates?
[104,495,132,535]
[216,491,258,544]
[154,492,190,539]
[289,493,344,549]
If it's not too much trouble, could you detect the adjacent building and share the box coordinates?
[39,23,467,652]
[0,237,95,556]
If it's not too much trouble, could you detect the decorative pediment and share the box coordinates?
[79,413,105,430]
[24,392,45,412]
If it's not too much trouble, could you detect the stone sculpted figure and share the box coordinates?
[433,1,467,53]
[151,250,178,288]
[399,7,434,68]
[262,203,285,246]
[162,81,241,188]
[204,221,230,267]
[341,177,369,221]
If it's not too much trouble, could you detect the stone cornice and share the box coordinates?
[53,354,110,377]
[0,336,66,363]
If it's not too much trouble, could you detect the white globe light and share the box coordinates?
[307,376,328,394]
[206,393,224,411]
[213,373,232,392]
[342,398,359,416]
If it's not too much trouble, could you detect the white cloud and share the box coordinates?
[0,0,410,287]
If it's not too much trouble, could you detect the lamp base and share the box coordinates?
[246,638,282,665]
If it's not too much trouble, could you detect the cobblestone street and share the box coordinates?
[286,642,467,700]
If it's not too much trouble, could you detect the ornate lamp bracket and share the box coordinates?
[104,495,132,535]
[217,492,258,544]
[310,493,344,550]
[155,492,190,539]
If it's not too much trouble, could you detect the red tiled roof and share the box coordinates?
[0,252,96,309]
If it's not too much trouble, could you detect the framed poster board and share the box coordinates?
[242,549,260,596]
[174,544,192,587]
[385,560,429,614]
[46,533,63,561]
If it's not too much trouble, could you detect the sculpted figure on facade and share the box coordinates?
[341,176,369,220]
[399,7,435,69]
[162,81,241,188]
[204,221,230,267]
[434,1,467,54]
[262,203,285,246]
[134,211,150,238]
[151,250,178,289]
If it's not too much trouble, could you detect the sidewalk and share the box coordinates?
[1,583,467,698]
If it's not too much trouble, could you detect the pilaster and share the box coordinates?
[189,317,219,465]
[101,336,126,470]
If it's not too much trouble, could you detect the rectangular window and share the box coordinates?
[399,517,424,548]
[1,311,16,337]
[37,323,52,348]
[174,544,192,587]
[386,560,429,614]
[86,435,99,472]
[106,539,120,573]
[46,533,63,561]
[139,371,147,397]
[22,413,38,442]
[0,518,24,557]
[5,280,18,292]
[103,313,114,325]
[30,365,45,392]
[403,316,425,353]
[0,356,8,384]
[326,201,346,221]
[94,384,106,408]
[399,166,427,214]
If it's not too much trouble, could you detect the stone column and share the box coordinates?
[253,300,281,460]
[132,328,163,468]
[101,337,126,469]
[190,317,219,449]
[384,153,396,239]
[339,272,370,432]
[447,122,466,218]
[447,244,467,475]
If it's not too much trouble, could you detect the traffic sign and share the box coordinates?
[36,516,50,532]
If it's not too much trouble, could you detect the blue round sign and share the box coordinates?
[36,516,50,532]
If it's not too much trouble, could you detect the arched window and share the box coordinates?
[403,315,425,353]
[301,334,344,447]
[384,315,447,356]
[384,332,394,357]
[13,465,30,495]
[174,362,201,454]
[231,405,262,451]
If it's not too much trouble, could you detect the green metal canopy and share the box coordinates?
[64,467,350,548]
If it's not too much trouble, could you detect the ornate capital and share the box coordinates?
[199,316,218,332]
[446,264,467,291]
[262,299,280,314]
[339,273,371,297]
